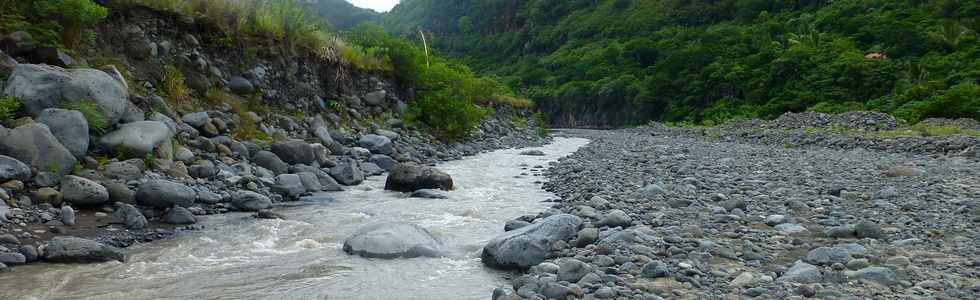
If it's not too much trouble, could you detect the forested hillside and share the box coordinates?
[307,0,380,30]
[385,0,980,127]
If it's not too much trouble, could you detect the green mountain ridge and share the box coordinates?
[308,0,381,30]
[382,0,980,127]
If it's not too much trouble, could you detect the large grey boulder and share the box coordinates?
[482,214,583,269]
[181,112,210,127]
[343,222,443,259]
[0,155,31,182]
[369,154,398,171]
[231,191,272,212]
[36,108,89,158]
[163,206,196,224]
[384,164,453,192]
[252,151,288,175]
[98,121,173,156]
[296,172,322,192]
[41,236,125,263]
[289,165,342,191]
[113,202,147,230]
[777,261,823,284]
[60,175,108,206]
[271,139,315,165]
[272,174,305,199]
[135,180,196,208]
[358,134,393,155]
[3,64,128,125]
[329,158,364,186]
[0,123,77,175]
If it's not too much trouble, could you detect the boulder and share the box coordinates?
[369,154,398,171]
[0,155,31,182]
[113,202,147,230]
[329,158,364,186]
[36,108,89,158]
[358,134,393,155]
[272,174,305,199]
[252,151,288,175]
[481,214,583,269]
[40,236,125,263]
[28,47,75,67]
[61,206,75,226]
[296,172,323,192]
[519,150,545,156]
[411,189,449,199]
[98,121,174,157]
[181,112,210,127]
[777,261,822,284]
[343,222,443,258]
[228,76,254,95]
[271,140,315,165]
[231,191,272,212]
[60,175,108,206]
[3,64,128,125]
[0,123,77,175]
[163,207,196,224]
[135,180,196,208]
[384,164,453,192]
[103,161,143,181]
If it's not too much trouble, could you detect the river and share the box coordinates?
[0,137,590,300]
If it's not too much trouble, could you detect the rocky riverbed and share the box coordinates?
[488,113,979,299]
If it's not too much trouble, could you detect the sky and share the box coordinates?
[347,0,399,12]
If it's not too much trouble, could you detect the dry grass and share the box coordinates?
[476,95,535,109]
[162,64,192,110]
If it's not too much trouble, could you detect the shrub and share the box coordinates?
[65,100,107,136]
[32,0,108,48]
[405,87,487,141]
[162,64,192,109]
[0,96,22,126]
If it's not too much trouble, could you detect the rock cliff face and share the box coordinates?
[89,7,407,121]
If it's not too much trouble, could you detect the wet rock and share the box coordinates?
[520,150,545,156]
[18,245,37,263]
[135,180,196,208]
[369,154,398,171]
[482,214,582,269]
[231,191,272,212]
[40,236,125,263]
[410,189,448,199]
[343,222,443,259]
[0,252,26,265]
[329,158,364,186]
[163,207,196,224]
[384,164,452,192]
[505,220,531,231]
[61,206,75,226]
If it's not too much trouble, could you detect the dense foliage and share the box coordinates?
[0,0,107,49]
[386,0,980,126]
[346,24,528,140]
[309,0,381,30]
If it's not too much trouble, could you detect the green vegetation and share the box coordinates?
[347,23,530,140]
[0,0,106,49]
[162,64,192,109]
[0,96,22,126]
[878,124,980,138]
[386,0,980,127]
[65,100,107,136]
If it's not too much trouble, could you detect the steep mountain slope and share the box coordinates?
[307,0,381,30]
[385,0,980,127]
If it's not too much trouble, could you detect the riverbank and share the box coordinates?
[494,112,979,299]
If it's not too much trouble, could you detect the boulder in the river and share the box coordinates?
[343,222,443,259]
[329,158,364,186]
[163,206,196,224]
[384,164,453,192]
[410,189,448,199]
[40,236,125,263]
[231,191,272,212]
[481,214,583,269]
